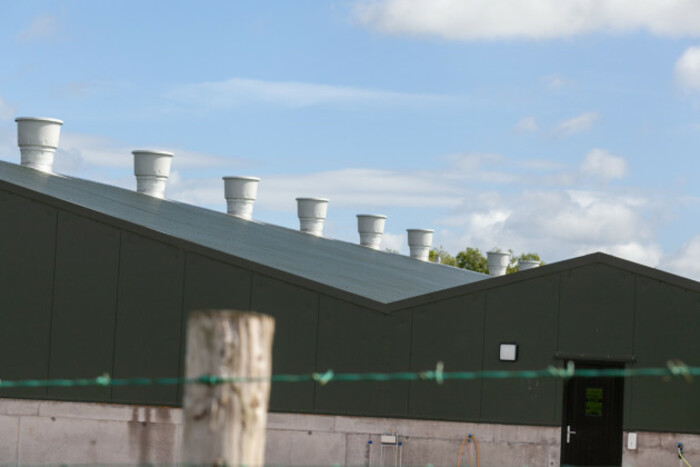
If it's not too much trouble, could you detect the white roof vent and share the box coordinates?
[487,248,510,277]
[16,117,63,173]
[357,214,386,250]
[132,150,173,199]
[518,259,540,271]
[296,198,328,236]
[407,229,433,261]
[223,176,260,220]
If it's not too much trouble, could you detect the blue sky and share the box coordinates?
[3,1,700,277]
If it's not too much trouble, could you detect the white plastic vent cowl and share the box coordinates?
[296,198,329,236]
[223,176,260,220]
[16,117,64,173]
[357,214,386,250]
[132,150,174,199]
[407,229,434,261]
[518,259,540,271]
[487,248,510,277]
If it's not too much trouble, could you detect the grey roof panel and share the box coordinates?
[0,161,488,305]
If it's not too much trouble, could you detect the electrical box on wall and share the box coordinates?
[499,343,518,361]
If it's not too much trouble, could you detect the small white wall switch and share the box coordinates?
[627,432,637,450]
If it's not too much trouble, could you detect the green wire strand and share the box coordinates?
[0,361,696,389]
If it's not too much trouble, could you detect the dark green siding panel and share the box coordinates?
[112,232,184,405]
[0,191,56,398]
[182,253,252,313]
[251,274,318,412]
[315,297,411,417]
[630,277,700,433]
[408,294,484,421]
[481,276,559,425]
[48,212,120,401]
[559,265,634,357]
[179,253,252,403]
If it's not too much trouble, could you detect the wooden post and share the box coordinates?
[180,310,275,466]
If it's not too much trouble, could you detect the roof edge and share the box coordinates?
[385,252,700,312]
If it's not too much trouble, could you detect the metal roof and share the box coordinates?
[0,161,488,307]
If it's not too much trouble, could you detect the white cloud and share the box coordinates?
[0,97,15,121]
[580,148,628,180]
[675,46,700,92]
[661,236,700,280]
[586,242,663,268]
[436,188,664,268]
[553,112,600,137]
[518,159,564,171]
[55,132,249,173]
[543,74,574,90]
[353,0,700,40]
[0,127,15,163]
[168,77,451,110]
[381,232,405,253]
[513,116,538,133]
[257,168,465,211]
[17,14,59,42]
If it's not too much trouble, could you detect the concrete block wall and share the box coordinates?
[0,398,182,465]
[0,398,697,465]
[266,413,561,466]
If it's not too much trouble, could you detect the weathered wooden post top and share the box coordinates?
[180,310,275,466]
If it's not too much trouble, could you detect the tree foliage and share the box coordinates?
[455,247,489,273]
[430,247,543,275]
[428,246,457,266]
[507,252,544,273]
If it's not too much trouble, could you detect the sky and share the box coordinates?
[2,1,700,278]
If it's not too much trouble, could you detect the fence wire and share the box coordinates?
[0,360,696,389]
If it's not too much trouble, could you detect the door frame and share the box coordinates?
[560,360,625,466]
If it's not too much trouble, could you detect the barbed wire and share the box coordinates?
[0,360,696,389]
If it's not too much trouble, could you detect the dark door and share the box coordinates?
[561,361,624,466]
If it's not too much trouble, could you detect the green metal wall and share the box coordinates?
[407,294,484,421]
[480,274,561,426]
[1,188,699,434]
[630,277,700,432]
[0,191,56,400]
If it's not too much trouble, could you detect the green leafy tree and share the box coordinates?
[507,252,544,274]
[429,246,457,266]
[455,247,489,274]
[429,246,544,275]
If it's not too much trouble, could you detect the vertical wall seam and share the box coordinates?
[16,416,22,465]
[247,267,254,311]
[311,292,322,411]
[45,208,60,397]
[627,275,637,428]
[175,250,188,404]
[405,308,415,417]
[555,273,563,429]
[109,230,124,402]
[478,293,487,420]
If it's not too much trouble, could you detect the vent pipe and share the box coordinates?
[518,259,540,271]
[357,214,386,250]
[407,229,433,261]
[223,176,260,220]
[487,249,510,277]
[132,150,173,199]
[16,117,63,173]
[296,198,328,236]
